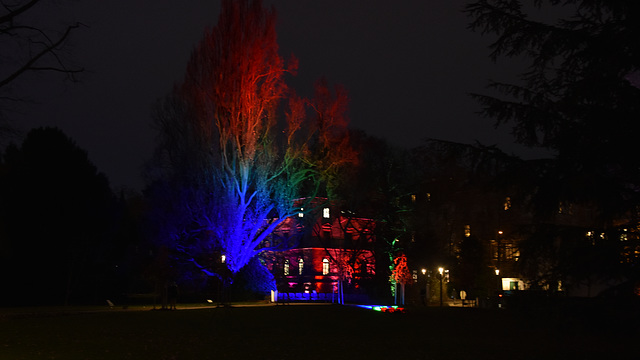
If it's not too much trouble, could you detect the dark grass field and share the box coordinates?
[0,303,635,360]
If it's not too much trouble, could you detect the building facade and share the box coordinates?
[260,199,376,301]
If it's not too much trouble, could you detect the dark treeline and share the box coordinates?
[0,127,142,306]
[1,125,638,306]
[1,125,637,306]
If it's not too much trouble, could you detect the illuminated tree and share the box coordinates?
[390,253,412,305]
[305,78,358,198]
[150,0,355,283]
[179,0,300,276]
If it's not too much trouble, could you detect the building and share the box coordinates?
[260,199,376,302]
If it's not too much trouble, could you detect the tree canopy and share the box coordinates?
[148,0,354,281]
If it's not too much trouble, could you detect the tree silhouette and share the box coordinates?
[0,127,113,305]
[467,1,640,290]
[466,0,640,221]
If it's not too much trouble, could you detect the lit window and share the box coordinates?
[298,258,304,275]
[411,194,416,203]
[322,258,330,275]
[504,196,511,211]
[323,207,330,218]
[464,225,471,237]
[558,202,572,214]
[298,207,304,218]
[284,259,290,276]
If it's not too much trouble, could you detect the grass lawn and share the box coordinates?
[0,303,635,360]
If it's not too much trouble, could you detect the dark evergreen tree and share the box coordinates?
[0,127,114,305]
[467,0,640,289]
[466,0,640,221]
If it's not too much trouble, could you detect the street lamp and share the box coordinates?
[421,268,428,306]
[438,267,444,307]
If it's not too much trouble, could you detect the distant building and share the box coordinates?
[260,199,376,302]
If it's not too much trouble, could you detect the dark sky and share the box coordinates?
[11,0,542,191]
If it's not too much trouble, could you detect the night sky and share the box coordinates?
[10,1,543,191]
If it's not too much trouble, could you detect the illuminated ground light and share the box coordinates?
[354,305,406,314]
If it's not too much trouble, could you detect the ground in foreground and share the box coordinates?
[0,304,635,359]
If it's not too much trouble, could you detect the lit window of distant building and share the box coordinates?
[504,196,512,210]
[411,194,416,203]
[558,202,572,214]
[323,207,330,218]
[284,259,290,276]
[464,225,471,237]
[621,229,629,242]
[322,258,330,275]
[298,258,304,275]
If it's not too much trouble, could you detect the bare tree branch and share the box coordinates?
[0,0,40,25]
[0,22,83,89]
